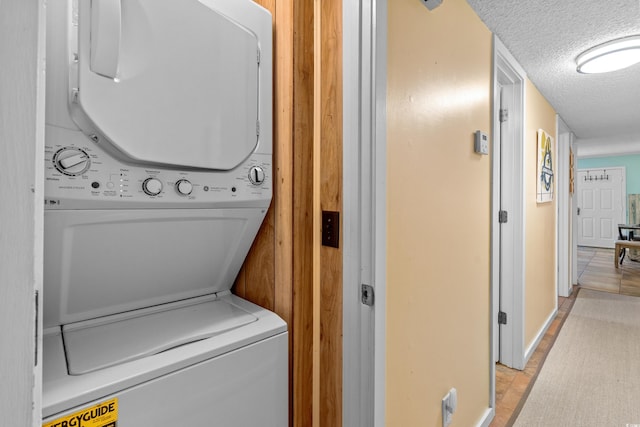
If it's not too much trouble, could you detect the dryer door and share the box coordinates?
[73,0,261,170]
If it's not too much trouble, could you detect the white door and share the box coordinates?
[577,168,625,248]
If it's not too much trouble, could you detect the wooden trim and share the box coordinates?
[318,0,343,425]
[292,0,315,425]
[273,1,296,425]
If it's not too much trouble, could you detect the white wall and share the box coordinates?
[0,1,45,425]
[577,134,640,158]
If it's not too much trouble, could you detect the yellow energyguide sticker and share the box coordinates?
[43,397,118,427]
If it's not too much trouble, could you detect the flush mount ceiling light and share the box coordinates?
[576,35,640,74]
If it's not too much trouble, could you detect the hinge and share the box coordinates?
[361,284,374,306]
[257,48,261,65]
[498,311,507,325]
[256,120,260,137]
[499,108,509,123]
[498,210,508,223]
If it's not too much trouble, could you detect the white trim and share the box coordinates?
[571,136,579,285]
[0,1,45,425]
[342,0,386,426]
[33,0,47,424]
[557,117,571,297]
[373,0,387,424]
[475,408,496,427]
[342,0,364,424]
[491,35,527,376]
[524,308,557,364]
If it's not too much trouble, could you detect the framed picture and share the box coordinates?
[569,146,574,194]
[536,129,554,203]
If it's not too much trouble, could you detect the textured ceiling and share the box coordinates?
[466,0,640,141]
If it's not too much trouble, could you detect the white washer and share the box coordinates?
[42,1,286,426]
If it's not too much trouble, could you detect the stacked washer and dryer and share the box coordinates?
[42,0,287,425]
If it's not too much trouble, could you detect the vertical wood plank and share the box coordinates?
[271,1,296,425]
[233,266,247,299]
[319,0,343,425]
[240,208,275,309]
[292,0,316,426]
[272,0,294,359]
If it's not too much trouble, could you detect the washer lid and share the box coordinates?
[74,0,260,170]
[63,296,257,375]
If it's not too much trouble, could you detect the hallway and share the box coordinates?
[492,245,640,426]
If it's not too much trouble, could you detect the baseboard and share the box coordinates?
[475,407,495,427]
[524,308,557,364]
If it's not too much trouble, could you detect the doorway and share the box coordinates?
[491,36,526,389]
[576,167,626,248]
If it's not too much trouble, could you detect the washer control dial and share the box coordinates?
[52,147,91,176]
[142,177,163,196]
[248,166,265,185]
[175,179,193,196]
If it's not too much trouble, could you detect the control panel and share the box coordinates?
[44,126,272,210]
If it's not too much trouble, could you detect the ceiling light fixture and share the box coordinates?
[576,35,640,74]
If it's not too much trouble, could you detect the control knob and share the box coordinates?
[52,147,91,176]
[175,179,193,196]
[142,177,163,196]
[248,166,265,185]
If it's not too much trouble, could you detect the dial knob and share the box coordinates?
[52,147,91,176]
[175,179,193,195]
[248,166,265,185]
[142,177,163,196]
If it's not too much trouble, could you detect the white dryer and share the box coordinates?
[42,1,286,426]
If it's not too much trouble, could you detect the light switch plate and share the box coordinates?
[322,211,340,248]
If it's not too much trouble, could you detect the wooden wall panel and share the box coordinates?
[318,0,343,425]
[237,209,275,309]
[235,1,343,425]
[271,2,295,424]
[292,0,316,425]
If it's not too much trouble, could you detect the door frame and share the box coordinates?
[556,117,572,297]
[342,0,386,425]
[0,0,46,425]
[491,35,527,381]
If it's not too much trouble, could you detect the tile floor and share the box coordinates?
[578,246,640,296]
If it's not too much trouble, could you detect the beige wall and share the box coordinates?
[386,0,492,425]
[524,80,558,347]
